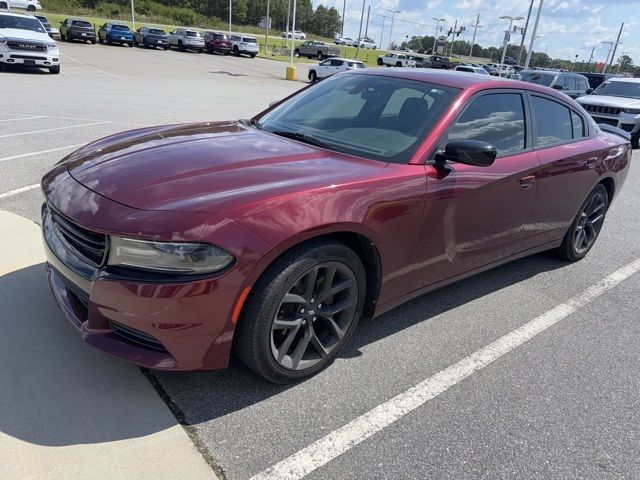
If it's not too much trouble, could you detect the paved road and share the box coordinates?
[1,43,639,480]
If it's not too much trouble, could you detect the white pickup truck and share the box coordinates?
[0,11,59,73]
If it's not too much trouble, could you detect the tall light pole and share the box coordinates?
[585,45,595,72]
[341,0,346,37]
[285,0,291,48]
[524,0,543,70]
[499,15,524,75]
[263,0,270,54]
[517,0,534,65]
[432,17,445,54]
[289,0,297,67]
[386,9,400,50]
[131,0,135,30]
[606,22,624,74]
[229,0,232,34]
[355,0,365,59]
[468,14,481,60]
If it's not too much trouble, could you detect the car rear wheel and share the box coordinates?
[27,4,35,11]
[236,241,366,383]
[396,61,402,67]
[233,46,240,56]
[377,58,383,66]
[0,2,7,8]
[317,52,324,60]
[294,49,300,58]
[556,184,608,262]
[309,70,317,82]
[178,41,184,51]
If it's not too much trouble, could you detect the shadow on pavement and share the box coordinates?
[0,263,177,446]
[154,252,567,424]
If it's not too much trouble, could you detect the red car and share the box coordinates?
[203,31,232,55]
[41,70,631,383]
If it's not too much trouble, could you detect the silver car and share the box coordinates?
[168,28,204,53]
[577,77,640,148]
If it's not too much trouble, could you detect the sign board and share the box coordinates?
[258,16,272,29]
[437,35,448,44]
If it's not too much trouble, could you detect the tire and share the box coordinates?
[236,241,366,383]
[27,4,35,11]
[178,41,184,52]
[98,35,102,44]
[163,46,169,51]
[631,134,639,149]
[60,32,66,41]
[206,45,213,54]
[133,37,138,47]
[377,58,383,66]
[556,184,609,262]
[128,42,134,48]
[309,70,317,83]
[49,65,60,74]
[396,62,402,67]
[250,53,255,58]
[0,2,7,8]
[107,38,112,46]
[294,49,300,58]
[233,46,240,56]
[90,39,96,45]
[317,51,323,60]
[197,48,203,54]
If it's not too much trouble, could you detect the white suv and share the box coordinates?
[577,77,640,148]
[308,57,365,82]
[0,0,41,12]
[377,52,415,67]
[229,35,258,58]
[169,28,204,53]
[0,11,59,73]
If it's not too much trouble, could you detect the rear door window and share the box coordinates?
[531,96,573,147]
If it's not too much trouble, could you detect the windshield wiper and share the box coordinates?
[271,130,334,150]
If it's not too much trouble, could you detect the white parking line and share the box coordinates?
[0,184,40,199]
[250,258,640,480]
[0,121,110,139]
[0,144,85,163]
[42,115,149,127]
[0,116,44,122]
[60,53,121,78]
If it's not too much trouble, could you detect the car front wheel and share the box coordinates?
[49,65,60,74]
[309,70,317,82]
[557,184,608,262]
[236,240,366,383]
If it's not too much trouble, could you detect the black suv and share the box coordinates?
[518,71,591,98]
[575,72,620,90]
[59,18,96,44]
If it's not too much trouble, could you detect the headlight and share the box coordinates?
[108,236,235,275]
[46,42,58,50]
[622,108,640,115]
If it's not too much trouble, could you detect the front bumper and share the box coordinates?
[41,167,270,371]
[0,47,59,67]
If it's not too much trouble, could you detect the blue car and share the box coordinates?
[98,22,134,47]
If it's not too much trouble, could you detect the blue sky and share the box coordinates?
[317,0,639,65]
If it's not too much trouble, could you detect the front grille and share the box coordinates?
[7,40,47,52]
[583,104,622,116]
[593,117,619,127]
[110,321,168,352]
[50,207,107,267]
[10,54,47,60]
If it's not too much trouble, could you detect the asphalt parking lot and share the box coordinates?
[2,42,640,480]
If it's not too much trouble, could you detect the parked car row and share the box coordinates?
[333,36,377,49]
[376,53,454,69]
[54,17,260,58]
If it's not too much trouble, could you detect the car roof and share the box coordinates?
[326,57,363,62]
[607,77,640,83]
[356,68,578,95]
[0,11,34,19]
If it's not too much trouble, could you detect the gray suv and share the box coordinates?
[168,28,204,53]
[577,77,640,148]
[518,71,591,99]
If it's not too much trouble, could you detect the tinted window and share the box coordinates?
[446,93,526,156]
[258,75,458,163]
[592,81,640,100]
[520,72,555,86]
[571,111,585,138]
[243,37,257,43]
[149,29,166,35]
[532,96,572,147]
[0,15,46,33]
[186,31,200,37]
[72,20,92,28]
[112,25,130,31]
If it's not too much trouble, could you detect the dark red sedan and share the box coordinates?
[41,70,630,383]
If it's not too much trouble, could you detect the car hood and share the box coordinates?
[0,28,51,42]
[576,95,640,108]
[65,122,385,215]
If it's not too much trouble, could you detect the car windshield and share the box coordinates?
[72,21,92,28]
[257,74,458,164]
[0,15,46,33]
[149,28,166,35]
[592,81,640,99]
[186,31,200,37]
[243,37,257,43]
[519,72,555,86]
[112,25,130,31]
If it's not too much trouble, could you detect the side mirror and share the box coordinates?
[436,140,497,167]
[552,84,565,90]
[586,88,593,95]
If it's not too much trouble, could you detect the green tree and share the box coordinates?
[617,54,634,71]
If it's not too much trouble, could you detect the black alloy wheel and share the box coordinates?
[557,184,608,261]
[236,241,366,383]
